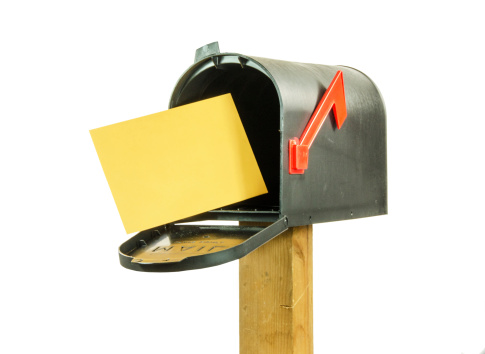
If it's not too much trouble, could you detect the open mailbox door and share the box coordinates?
[119,214,288,272]
[93,42,386,272]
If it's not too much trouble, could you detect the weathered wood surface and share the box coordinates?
[239,224,313,354]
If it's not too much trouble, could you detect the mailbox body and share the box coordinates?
[169,51,387,227]
[118,44,387,272]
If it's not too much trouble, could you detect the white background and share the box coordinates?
[1,1,484,353]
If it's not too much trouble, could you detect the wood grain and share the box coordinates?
[239,224,313,354]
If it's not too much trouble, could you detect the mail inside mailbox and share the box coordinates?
[90,94,268,234]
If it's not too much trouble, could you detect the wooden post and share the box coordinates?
[239,224,313,354]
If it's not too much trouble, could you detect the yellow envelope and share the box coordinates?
[90,94,267,233]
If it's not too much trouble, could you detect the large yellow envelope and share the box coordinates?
[90,94,267,233]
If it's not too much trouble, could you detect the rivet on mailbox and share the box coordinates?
[91,42,387,273]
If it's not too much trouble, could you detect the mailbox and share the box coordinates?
[119,42,387,272]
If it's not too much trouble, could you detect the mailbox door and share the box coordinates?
[119,214,288,272]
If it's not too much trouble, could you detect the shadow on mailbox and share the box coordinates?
[119,42,387,272]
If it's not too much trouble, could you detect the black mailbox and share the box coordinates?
[119,42,387,272]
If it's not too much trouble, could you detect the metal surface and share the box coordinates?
[119,216,288,272]
[264,60,387,226]
[118,42,387,272]
[170,44,387,227]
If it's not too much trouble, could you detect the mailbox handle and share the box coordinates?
[289,70,347,174]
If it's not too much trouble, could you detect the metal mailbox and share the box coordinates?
[119,42,387,272]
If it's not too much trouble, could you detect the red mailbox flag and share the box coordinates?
[289,70,347,174]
